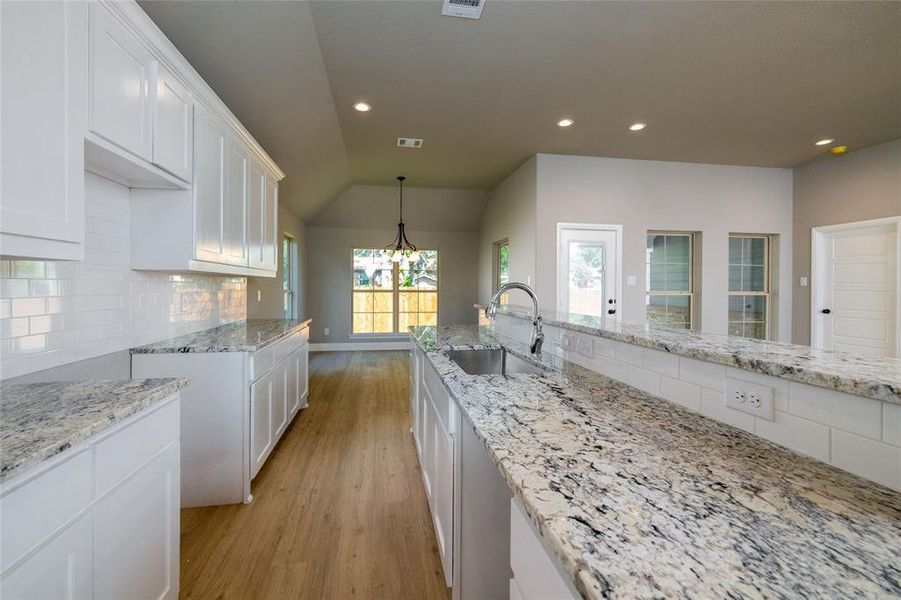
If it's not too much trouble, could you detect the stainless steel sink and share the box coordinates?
[445,349,545,376]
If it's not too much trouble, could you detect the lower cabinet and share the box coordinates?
[510,499,578,600]
[0,396,180,600]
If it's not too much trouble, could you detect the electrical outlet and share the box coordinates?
[324,327,330,336]
[181,294,190,312]
[725,378,774,420]
[559,332,575,352]
[576,335,594,358]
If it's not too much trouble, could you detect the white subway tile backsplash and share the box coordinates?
[883,404,901,447]
[593,336,616,358]
[726,367,789,411]
[602,357,631,383]
[629,366,661,396]
[831,430,901,491]
[700,388,755,433]
[679,357,725,391]
[615,342,644,366]
[755,411,831,462]
[643,348,680,378]
[659,376,701,412]
[789,382,882,440]
[0,172,246,379]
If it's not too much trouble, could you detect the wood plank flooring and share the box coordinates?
[179,351,450,600]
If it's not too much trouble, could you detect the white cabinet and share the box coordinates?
[89,1,154,162]
[250,369,274,479]
[152,64,193,182]
[0,0,87,261]
[248,159,279,271]
[0,396,180,600]
[193,105,227,264]
[510,499,578,600]
[223,136,249,266]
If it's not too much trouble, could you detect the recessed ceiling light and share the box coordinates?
[815,138,834,146]
[830,145,848,155]
[353,101,372,112]
[557,118,574,128]
[628,122,647,132]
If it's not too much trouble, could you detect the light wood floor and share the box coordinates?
[180,351,450,600]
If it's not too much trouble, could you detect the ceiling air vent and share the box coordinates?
[397,137,424,149]
[441,0,485,20]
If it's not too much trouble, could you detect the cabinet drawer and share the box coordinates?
[249,328,309,381]
[94,397,179,498]
[0,450,92,573]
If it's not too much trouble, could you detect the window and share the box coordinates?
[728,235,769,339]
[282,235,297,319]
[352,249,438,334]
[494,239,510,304]
[646,233,694,328]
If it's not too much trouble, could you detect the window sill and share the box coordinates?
[348,333,411,340]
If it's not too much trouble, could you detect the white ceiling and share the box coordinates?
[139,0,901,222]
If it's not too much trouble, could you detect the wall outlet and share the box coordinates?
[324,327,330,336]
[181,294,190,312]
[576,335,594,358]
[559,332,575,352]
[725,377,774,420]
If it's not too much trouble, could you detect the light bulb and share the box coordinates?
[391,249,402,262]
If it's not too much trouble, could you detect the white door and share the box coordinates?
[250,370,273,479]
[0,515,93,600]
[557,225,621,318]
[193,106,226,263]
[271,362,288,439]
[89,2,154,161]
[248,161,266,269]
[0,0,87,252]
[223,135,249,266]
[299,345,309,409]
[287,350,300,418]
[93,442,179,600]
[152,64,193,182]
[813,219,899,357]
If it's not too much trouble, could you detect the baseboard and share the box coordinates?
[310,341,412,351]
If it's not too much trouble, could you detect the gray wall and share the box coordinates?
[477,157,537,301]
[791,138,901,345]
[306,227,479,344]
[246,204,308,320]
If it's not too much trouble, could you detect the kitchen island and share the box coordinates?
[410,324,901,599]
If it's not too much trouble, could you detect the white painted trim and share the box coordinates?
[310,342,412,352]
[810,216,901,356]
[555,222,624,316]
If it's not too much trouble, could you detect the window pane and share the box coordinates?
[353,292,372,312]
[647,234,691,294]
[665,262,690,292]
[419,292,438,313]
[647,294,691,329]
[498,243,510,286]
[419,312,437,326]
[748,238,766,265]
[399,291,419,312]
[729,237,767,292]
[353,313,372,334]
[728,295,767,340]
[398,313,416,332]
[353,249,393,290]
[568,242,605,317]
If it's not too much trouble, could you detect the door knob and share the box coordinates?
[608,309,616,315]
[821,308,831,314]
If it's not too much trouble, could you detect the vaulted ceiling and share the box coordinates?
[140,1,901,222]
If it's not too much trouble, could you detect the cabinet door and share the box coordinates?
[247,161,266,269]
[152,64,193,182]
[262,172,279,271]
[433,409,454,587]
[287,349,300,417]
[223,136,249,266]
[89,2,154,161]
[250,371,273,479]
[93,442,179,600]
[193,107,225,263]
[271,361,288,440]
[0,515,93,600]
[299,345,309,409]
[0,0,86,251]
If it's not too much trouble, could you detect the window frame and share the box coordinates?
[493,238,510,293]
[282,234,297,320]
[645,231,697,329]
[727,234,771,340]
[350,248,439,337]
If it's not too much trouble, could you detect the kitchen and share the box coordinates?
[1,1,900,599]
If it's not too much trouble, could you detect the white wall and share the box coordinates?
[0,173,247,379]
[477,157,537,302]
[534,154,794,339]
[306,226,479,345]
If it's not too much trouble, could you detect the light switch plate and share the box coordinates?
[559,333,575,352]
[626,275,637,286]
[800,276,808,287]
[725,377,775,420]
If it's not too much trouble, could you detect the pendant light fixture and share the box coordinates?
[384,176,419,263]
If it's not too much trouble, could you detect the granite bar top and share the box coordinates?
[411,324,901,599]
[482,304,901,404]
[0,378,188,484]
[130,318,312,354]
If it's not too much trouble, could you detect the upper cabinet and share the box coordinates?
[0,0,88,260]
[1,0,283,273]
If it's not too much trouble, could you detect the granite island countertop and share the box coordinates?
[484,304,901,404]
[130,318,312,354]
[0,378,188,483]
[411,324,901,599]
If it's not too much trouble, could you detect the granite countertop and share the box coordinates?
[130,318,312,354]
[484,304,901,404]
[411,324,901,599]
[0,378,188,484]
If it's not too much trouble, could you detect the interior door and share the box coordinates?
[557,226,620,318]
[815,221,898,357]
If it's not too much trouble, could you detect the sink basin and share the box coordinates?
[445,349,545,376]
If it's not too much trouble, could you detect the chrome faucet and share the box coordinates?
[486,282,544,355]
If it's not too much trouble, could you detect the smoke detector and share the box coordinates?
[441,0,485,20]
[397,137,424,149]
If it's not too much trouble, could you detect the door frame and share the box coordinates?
[810,216,901,356]
[556,223,623,316]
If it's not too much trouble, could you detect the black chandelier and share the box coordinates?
[383,176,419,263]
